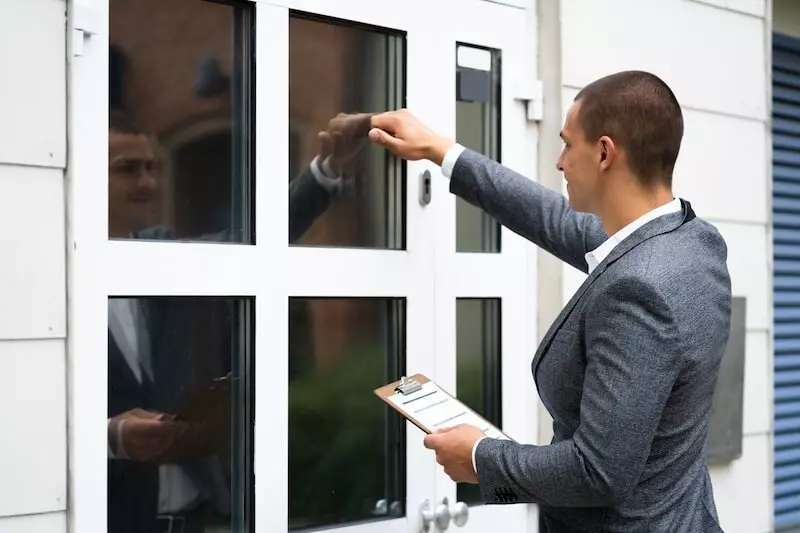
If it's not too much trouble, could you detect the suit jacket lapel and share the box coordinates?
[532,199,695,385]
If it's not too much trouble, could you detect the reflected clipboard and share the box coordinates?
[374,374,515,442]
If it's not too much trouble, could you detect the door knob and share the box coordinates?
[418,497,469,531]
[451,500,469,527]
[420,498,451,532]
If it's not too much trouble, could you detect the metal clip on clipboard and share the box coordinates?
[395,375,423,395]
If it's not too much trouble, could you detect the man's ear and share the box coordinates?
[598,136,615,169]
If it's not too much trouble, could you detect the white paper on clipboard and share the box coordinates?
[386,380,510,440]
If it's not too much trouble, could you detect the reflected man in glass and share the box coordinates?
[107,110,370,242]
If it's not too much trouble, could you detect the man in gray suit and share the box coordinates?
[367,71,730,532]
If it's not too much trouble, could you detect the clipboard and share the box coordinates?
[374,373,515,442]
[173,373,234,423]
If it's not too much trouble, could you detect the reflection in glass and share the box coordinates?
[109,0,253,243]
[456,298,501,504]
[107,297,253,533]
[456,45,502,253]
[289,298,405,529]
[289,15,405,249]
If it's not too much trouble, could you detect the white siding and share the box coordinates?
[0,0,68,529]
[0,513,67,533]
[0,341,67,518]
[0,0,66,168]
[561,0,767,120]
[557,0,771,531]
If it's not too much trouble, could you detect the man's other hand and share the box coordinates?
[109,408,188,464]
[319,112,373,176]
[423,424,485,484]
[368,109,454,165]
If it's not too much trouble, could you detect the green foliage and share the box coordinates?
[288,343,397,529]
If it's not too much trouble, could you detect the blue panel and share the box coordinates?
[774,33,800,531]
[775,101,800,122]
[777,478,800,497]
[774,180,800,199]
[777,433,800,450]
[773,118,800,137]
[776,308,800,322]
[776,462,800,481]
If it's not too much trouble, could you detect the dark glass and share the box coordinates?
[456,45,501,253]
[289,15,405,248]
[107,297,253,532]
[456,298,502,504]
[289,298,405,529]
[109,0,253,243]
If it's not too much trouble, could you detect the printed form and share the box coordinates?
[388,381,509,439]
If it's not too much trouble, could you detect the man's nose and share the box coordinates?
[137,170,158,191]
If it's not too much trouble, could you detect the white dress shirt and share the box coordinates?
[440,142,683,476]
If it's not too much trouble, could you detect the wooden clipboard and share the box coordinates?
[374,373,515,442]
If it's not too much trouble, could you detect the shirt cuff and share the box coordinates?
[108,418,129,460]
[472,436,487,476]
[310,155,343,195]
[440,143,466,179]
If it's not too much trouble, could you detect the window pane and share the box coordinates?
[289,298,405,529]
[107,297,253,532]
[109,0,254,243]
[456,298,501,504]
[289,15,405,248]
[456,45,501,253]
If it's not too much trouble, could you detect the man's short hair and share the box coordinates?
[109,109,144,135]
[574,70,683,186]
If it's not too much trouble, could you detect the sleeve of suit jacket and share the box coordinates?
[137,165,332,244]
[449,148,607,272]
[474,276,682,507]
[288,167,334,243]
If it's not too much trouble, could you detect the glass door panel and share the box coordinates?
[260,2,442,533]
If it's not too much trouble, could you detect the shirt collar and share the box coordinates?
[584,198,682,274]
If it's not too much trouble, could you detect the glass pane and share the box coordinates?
[456,298,501,504]
[109,0,254,243]
[289,15,405,248]
[289,298,405,529]
[456,45,501,253]
[107,297,253,532]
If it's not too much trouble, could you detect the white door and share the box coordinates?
[424,2,537,532]
[67,0,538,532]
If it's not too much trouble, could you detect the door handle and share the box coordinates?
[450,500,469,527]
[419,497,469,532]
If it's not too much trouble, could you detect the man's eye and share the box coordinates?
[117,162,138,173]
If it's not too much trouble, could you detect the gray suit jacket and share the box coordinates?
[450,149,730,532]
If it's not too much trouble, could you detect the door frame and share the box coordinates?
[66,0,541,532]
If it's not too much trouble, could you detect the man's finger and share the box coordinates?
[318,131,332,160]
[369,112,398,133]
[368,128,402,152]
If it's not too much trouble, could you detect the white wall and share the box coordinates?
[555,0,772,531]
[0,0,68,532]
